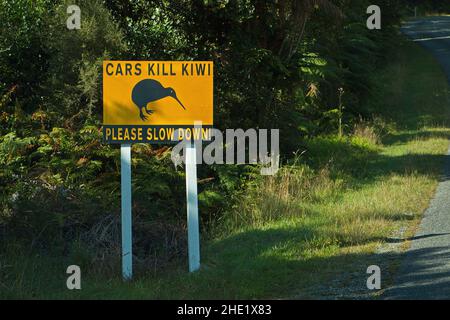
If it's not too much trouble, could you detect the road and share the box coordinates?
[383,17,450,300]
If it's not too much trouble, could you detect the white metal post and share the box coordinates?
[185,142,200,272]
[121,144,132,280]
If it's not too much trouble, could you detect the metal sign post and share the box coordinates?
[185,141,200,272]
[121,144,132,280]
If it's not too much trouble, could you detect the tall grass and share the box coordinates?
[222,128,381,233]
[225,162,340,229]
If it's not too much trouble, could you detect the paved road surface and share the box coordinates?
[383,17,450,300]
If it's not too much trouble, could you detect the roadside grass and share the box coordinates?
[2,39,450,299]
[424,13,450,17]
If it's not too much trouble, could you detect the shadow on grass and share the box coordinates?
[385,233,450,243]
[188,130,450,299]
[196,226,450,299]
[0,237,447,300]
[3,227,449,299]
[382,129,450,146]
[305,130,450,190]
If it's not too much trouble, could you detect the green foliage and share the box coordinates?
[43,0,127,124]
[0,0,52,112]
[0,0,405,269]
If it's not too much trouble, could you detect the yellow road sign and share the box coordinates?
[103,61,213,143]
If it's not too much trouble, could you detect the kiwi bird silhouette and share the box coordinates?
[131,79,186,121]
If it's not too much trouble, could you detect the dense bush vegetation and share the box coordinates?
[0,0,421,271]
[407,0,450,14]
